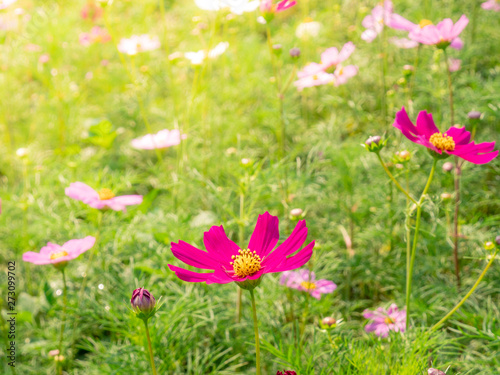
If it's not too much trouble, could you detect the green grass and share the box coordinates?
[1,0,499,373]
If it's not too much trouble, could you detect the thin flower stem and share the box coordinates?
[405,168,411,305]
[443,49,454,127]
[406,158,437,323]
[379,21,387,127]
[144,320,158,375]
[236,190,245,323]
[249,289,261,375]
[431,251,498,331]
[376,153,418,205]
[57,269,68,375]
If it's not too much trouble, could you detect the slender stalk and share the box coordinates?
[406,159,437,323]
[144,320,158,375]
[379,21,387,127]
[57,269,68,375]
[249,289,261,375]
[236,190,245,323]
[405,168,411,304]
[431,251,497,331]
[376,153,418,205]
[444,48,461,288]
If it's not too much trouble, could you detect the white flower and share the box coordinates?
[194,0,223,10]
[184,42,229,65]
[0,0,17,10]
[296,20,321,39]
[117,35,160,56]
[223,0,260,15]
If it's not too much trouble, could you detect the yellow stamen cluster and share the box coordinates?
[230,249,262,278]
[300,281,317,290]
[312,74,319,80]
[419,19,433,28]
[429,132,455,151]
[98,188,115,200]
[50,250,69,260]
[384,317,395,324]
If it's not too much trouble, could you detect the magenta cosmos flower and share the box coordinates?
[482,0,500,11]
[65,182,143,211]
[394,107,498,164]
[168,212,315,288]
[363,303,406,338]
[408,15,468,49]
[260,0,296,14]
[131,129,184,150]
[280,269,337,300]
[23,236,96,265]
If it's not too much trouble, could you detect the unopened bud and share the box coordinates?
[441,193,452,200]
[131,288,157,320]
[289,47,301,58]
[403,65,414,74]
[290,208,303,217]
[240,158,252,166]
[467,111,481,119]
[442,162,453,172]
[322,317,336,327]
[364,136,385,153]
[395,150,411,162]
[484,241,495,251]
[272,44,282,56]
[496,235,500,246]
[16,148,28,158]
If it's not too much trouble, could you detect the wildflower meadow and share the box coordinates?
[1,0,500,374]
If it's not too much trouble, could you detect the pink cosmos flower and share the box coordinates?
[23,236,96,265]
[280,269,336,300]
[333,64,358,86]
[363,303,406,337]
[65,182,143,211]
[389,37,419,49]
[361,1,410,42]
[428,369,446,375]
[0,0,17,10]
[117,35,161,56]
[260,0,296,14]
[294,71,335,91]
[81,2,102,22]
[79,26,111,47]
[297,42,355,78]
[168,212,315,286]
[481,0,500,11]
[408,15,468,49]
[448,58,461,72]
[131,129,184,150]
[39,54,50,64]
[394,107,499,164]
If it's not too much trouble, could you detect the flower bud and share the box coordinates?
[277,371,297,375]
[289,47,301,58]
[403,65,414,75]
[441,193,452,200]
[394,150,411,163]
[131,288,156,320]
[467,111,481,119]
[496,235,500,246]
[16,148,28,158]
[364,136,385,153]
[272,44,282,56]
[290,208,303,218]
[322,317,336,327]
[442,162,453,172]
[484,241,495,251]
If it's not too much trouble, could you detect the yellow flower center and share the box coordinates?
[50,250,69,260]
[429,132,455,151]
[384,317,395,324]
[419,19,433,28]
[337,67,344,76]
[313,74,318,80]
[300,281,317,290]
[98,188,115,200]
[230,249,262,278]
[304,17,313,22]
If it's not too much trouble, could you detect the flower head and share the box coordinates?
[131,129,184,150]
[428,369,446,375]
[408,15,468,49]
[394,107,498,164]
[117,35,160,56]
[297,42,355,78]
[0,0,17,10]
[81,2,103,21]
[22,236,96,267]
[79,26,111,47]
[168,212,315,289]
[481,0,500,11]
[277,371,297,375]
[363,303,406,337]
[361,0,411,42]
[184,41,229,65]
[260,0,296,20]
[295,19,321,39]
[280,269,336,299]
[65,182,143,211]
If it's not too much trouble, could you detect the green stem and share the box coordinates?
[376,153,418,205]
[379,22,387,127]
[431,251,497,331]
[249,289,261,375]
[144,320,158,375]
[57,269,68,374]
[443,49,454,127]
[406,159,437,323]
[236,190,245,323]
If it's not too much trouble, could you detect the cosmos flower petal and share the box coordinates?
[167,264,215,283]
[445,126,471,145]
[65,182,99,204]
[62,236,96,258]
[388,13,416,31]
[203,225,240,260]
[40,242,62,256]
[450,15,469,39]
[268,241,314,273]
[452,148,498,164]
[22,252,54,265]
[248,211,280,257]
[393,107,419,141]
[171,240,221,269]
[416,111,440,138]
[450,37,464,50]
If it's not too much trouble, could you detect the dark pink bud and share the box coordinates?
[277,371,297,375]
[131,288,156,314]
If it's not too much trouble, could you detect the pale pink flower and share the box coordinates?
[297,42,355,78]
[361,0,409,42]
[280,269,337,300]
[428,369,446,375]
[39,54,50,64]
[117,35,160,56]
[409,15,469,50]
[65,182,143,211]
[184,42,229,65]
[333,64,358,86]
[448,58,461,72]
[26,44,42,52]
[363,304,406,338]
[0,0,17,10]
[389,37,419,49]
[482,0,500,11]
[131,129,184,150]
[79,26,111,47]
[294,71,335,91]
[23,237,96,265]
